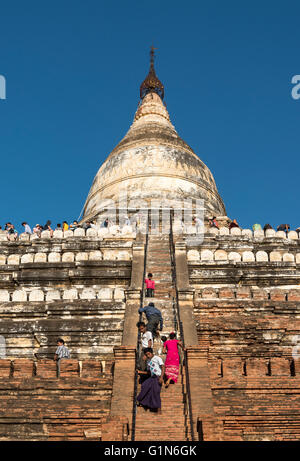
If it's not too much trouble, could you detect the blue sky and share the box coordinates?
[0,0,299,232]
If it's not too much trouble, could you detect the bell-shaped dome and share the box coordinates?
[82,52,226,222]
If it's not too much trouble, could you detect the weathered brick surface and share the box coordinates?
[193,289,300,440]
[288,289,300,301]
[0,359,11,378]
[36,359,57,378]
[81,359,102,378]
[0,359,115,441]
[59,359,80,378]
[13,359,34,378]
[219,287,235,299]
[101,416,129,441]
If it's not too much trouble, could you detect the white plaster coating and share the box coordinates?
[98,288,112,300]
[228,252,241,262]
[256,251,268,262]
[0,290,9,301]
[76,252,88,262]
[219,227,229,235]
[21,254,34,264]
[254,230,265,239]
[34,253,47,263]
[270,251,282,262]
[48,252,61,263]
[12,290,27,302]
[288,231,298,240]
[265,229,276,237]
[201,250,214,261]
[63,289,78,300]
[214,250,228,261]
[19,233,30,241]
[242,251,255,262]
[41,231,50,239]
[29,290,44,302]
[74,228,85,237]
[283,253,295,262]
[62,252,75,262]
[53,230,63,239]
[114,288,125,300]
[242,229,253,237]
[7,255,20,265]
[46,290,61,301]
[80,288,96,300]
[187,250,200,261]
[89,251,102,261]
[64,230,74,238]
[230,228,242,236]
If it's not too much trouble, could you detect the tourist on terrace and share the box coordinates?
[296,226,300,237]
[22,222,32,234]
[43,220,54,237]
[5,223,18,240]
[69,220,79,230]
[145,273,155,298]
[56,223,62,230]
[263,223,273,231]
[193,216,203,233]
[54,338,70,374]
[136,321,153,372]
[33,224,42,237]
[138,302,163,339]
[208,217,219,229]
[137,347,164,413]
[101,218,110,228]
[82,221,91,230]
[252,223,262,231]
[162,332,183,388]
[277,223,290,234]
[229,219,239,229]
[63,221,69,231]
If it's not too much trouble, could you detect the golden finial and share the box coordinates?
[140,46,164,100]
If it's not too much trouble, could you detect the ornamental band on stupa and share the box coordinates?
[0,49,299,441]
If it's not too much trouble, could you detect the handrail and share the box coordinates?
[131,209,150,441]
[169,209,195,441]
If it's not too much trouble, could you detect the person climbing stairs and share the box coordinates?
[134,234,192,441]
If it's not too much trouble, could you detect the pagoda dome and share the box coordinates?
[82,50,226,222]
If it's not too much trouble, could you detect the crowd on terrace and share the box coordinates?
[1,217,299,241]
[0,217,135,240]
[206,217,300,236]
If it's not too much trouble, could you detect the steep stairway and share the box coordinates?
[134,234,191,441]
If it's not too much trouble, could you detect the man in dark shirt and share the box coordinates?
[138,302,163,338]
[277,224,290,234]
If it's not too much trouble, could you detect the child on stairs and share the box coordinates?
[145,273,155,298]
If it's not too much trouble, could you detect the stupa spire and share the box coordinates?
[140,46,164,100]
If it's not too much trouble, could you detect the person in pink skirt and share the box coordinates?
[162,332,184,388]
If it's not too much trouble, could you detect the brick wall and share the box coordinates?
[0,358,125,441]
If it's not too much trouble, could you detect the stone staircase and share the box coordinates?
[142,235,176,334]
[134,235,191,441]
